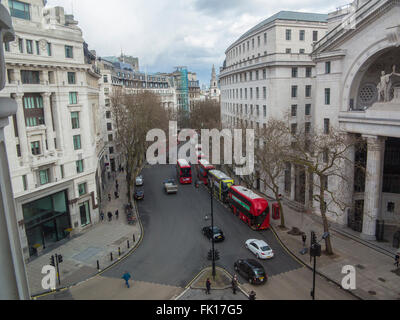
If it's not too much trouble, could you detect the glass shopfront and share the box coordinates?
[23,190,71,257]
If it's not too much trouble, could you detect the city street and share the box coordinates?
[101,164,302,286]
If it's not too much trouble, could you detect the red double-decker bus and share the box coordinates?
[228,186,270,230]
[197,159,215,185]
[177,159,192,184]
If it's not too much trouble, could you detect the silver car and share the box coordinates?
[136,175,144,186]
[245,239,274,260]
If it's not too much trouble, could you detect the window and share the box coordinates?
[324,119,330,134]
[263,87,267,99]
[106,111,111,119]
[22,175,27,191]
[60,165,65,179]
[291,86,298,98]
[18,38,23,53]
[291,105,297,117]
[256,87,259,99]
[107,123,112,131]
[325,88,331,105]
[9,0,31,20]
[109,147,114,154]
[103,75,108,83]
[299,30,305,41]
[306,67,312,78]
[70,112,80,129]
[299,49,305,54]
[325,61,331,74]
[291,123,297,135]
[4,41,10,52]
[69,92,78,104]
[387,202,395,213]
[76,160,84,174]
[65,45,73,58]
[68,72,76,84]
[73,135,82,150]
[250,88,253,99]
[305,104,311,116]
[286,29,292,40]
[323,148,329,163]
[305,122,311,135]
[263,105,267,117]
[305,85,312,98]
[31,141,41,155]
[108,134,113,142]
[39,169,50,185]
[286,48,291,54]
[36,41,40,55]
[26,40,33,54]
[313,30,320,42]
[47,42,52,56]
[292,67,298,78]
[21,70,40,84]
[264,32,267,44]
[263,69,266,79]
[78,183,87,196]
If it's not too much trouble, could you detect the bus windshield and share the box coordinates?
[181,167,191,178]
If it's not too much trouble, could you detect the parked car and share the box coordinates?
[245,239,274,259]
[136,175,144,186]
[202,226,225,242]
[134,189,144,200]
[164,179,178,194]
[234,259,267,285]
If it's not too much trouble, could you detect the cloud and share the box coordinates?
[46,0,349,86]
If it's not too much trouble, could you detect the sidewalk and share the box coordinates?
[273,204,400,300]
[28,170,142,297]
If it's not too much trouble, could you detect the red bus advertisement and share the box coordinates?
[228,186,270,230]
[177,159,192,184]
[197,159,215,185]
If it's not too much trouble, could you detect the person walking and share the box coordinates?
[205,278,211,295]
[249,291,256,300]
[107,211,113,222]
[114,190,119,199]
[231,275,238,294]
[395,253,399,268]
[115,209,119,220]
[108,193,111,202]
[100,211,105,222]
[122,271,132,288]
[302,234,307,248]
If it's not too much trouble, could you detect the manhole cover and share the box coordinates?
[368,291,376,295]
[356,264,365,270]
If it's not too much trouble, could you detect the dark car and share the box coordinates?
[134,189,144,200]
[234,259,267,285]
[202,226,225,242]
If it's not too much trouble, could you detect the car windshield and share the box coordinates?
[253,268,265,276]
[212,227,221,234]
[261,246,271,252]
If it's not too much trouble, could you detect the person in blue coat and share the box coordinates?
[122,271,132,288]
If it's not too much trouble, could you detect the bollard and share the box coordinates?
[127,240,130,249]
[97,260,100,270]
[133,234,135,243]
[118,247,121,257]
[110,252,113,261]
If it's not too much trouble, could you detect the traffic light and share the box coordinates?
[50,255,55,267]
[311,231,317,245]
[207,250,213,261]
[214,250,220,261]
[57,254,63,264]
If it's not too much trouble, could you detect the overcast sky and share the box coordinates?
[46,0,349,87]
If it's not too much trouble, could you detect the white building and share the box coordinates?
[207,65,220,102]
[220,10,328,206]
[1,0,101,260]
[312,0,400,242]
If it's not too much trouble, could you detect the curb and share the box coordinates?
[270,225,363,300]
[31,201,144,300]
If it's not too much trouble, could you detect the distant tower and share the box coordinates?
[209,65,220,101]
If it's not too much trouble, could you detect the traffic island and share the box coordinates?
[191,267,233,290]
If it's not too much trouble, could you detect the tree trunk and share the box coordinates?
[319,180,334,255]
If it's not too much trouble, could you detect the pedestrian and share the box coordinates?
[231,275,238,294]
[116,179,118,187]
[122,271,132,288]
[249,291,256,300]
[115,209,119,220]
[108,193,111,202]
[205,278,211,294]
[107,211,113,222]
[395,254,399,268]
[100,211,104,222]
[302,233,307,247]
[114,191,119,199]
[116,183,119,192]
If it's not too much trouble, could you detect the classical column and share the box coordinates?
[14,94,29,164]
[290,163,296,201]
[361,135,386,240]
[42,92,55,153]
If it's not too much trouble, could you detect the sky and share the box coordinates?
[46,0,350,87]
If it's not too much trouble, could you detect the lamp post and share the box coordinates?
[310,231,330,300]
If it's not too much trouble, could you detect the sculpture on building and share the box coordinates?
[377,65,400,102]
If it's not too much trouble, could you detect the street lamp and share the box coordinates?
[310,231,330,300]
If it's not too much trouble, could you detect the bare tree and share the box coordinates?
[287,124,363,255]
[189,100,221,131]
[111,88,168,201]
